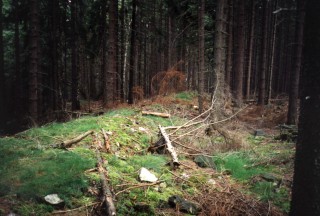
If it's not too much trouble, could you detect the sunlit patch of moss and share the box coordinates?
[127,155,167,172]
[175,91,197,101]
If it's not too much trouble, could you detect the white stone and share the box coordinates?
[44,194,64,205]
[139,167,158,182]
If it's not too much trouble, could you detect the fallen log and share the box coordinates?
[142,111,171,118]
[159,125,179,167]
[101,129,111,152]
[96,149,116,216]
[51,130,94,149]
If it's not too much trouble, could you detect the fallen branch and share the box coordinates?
[96,149,116,216]
[101,129,111,152]
[52,202,99,214]
[51,130,94,149]
[142,111,171,118]
[159,125,179,166]
[115,181,162,196]
[172,106,248,142]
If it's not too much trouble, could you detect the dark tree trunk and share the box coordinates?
[101,0,107,103]
[104,0,118,105]
[198,0,205,113]
[290,1,320,215]
[128,0,137,104]
[233,0,245,106]
[225,0,233,89]
[29,0,39,121]
[213,0,227,108]
[71,0,80,110]
[287,0,306,125]
[49,0,60,111]
[0,0,5,129]
[246,0,255,100]
[119,0,125,100]
[258,1,268,106]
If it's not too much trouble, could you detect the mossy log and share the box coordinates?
[96,149,116,216]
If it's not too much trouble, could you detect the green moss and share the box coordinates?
[14,203,54,216]
[175,91,197,101]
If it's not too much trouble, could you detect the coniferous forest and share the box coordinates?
[0,0,319,215]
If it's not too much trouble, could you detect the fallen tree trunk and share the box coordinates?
[51,130,94,149]
[142,111,171,118]
[159,125,179,167]
[96,149,116,216]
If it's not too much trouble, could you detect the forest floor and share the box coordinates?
[0,91,295,216]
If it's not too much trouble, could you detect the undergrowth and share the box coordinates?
[0,95,294,215]
[0,108,186,215]
[213,135,294,213]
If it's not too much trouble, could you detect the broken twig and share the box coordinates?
[51,130,94,149]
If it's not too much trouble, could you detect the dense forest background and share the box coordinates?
[0,0,303,134]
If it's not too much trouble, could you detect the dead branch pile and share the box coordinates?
[150,78,248,167]
[151,69,186,96]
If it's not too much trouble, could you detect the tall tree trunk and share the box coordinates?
[198,0,205,113]
[225,0,233,90]
[258,0,268,106]
[290,1,320,215]
[49,0,60,111]
[267,1,278,105]
[101,0,107,103]
[13,0,22,118]
[105,0,118,105]
[29,0,39,121]
[128,0,137,104]
[119,0,125,101]
[246,0,255,100]
[234,0,245,106]
[287,0,306,125]
[0,0,4,129]
[71,0,80,110]
[213,0,227,110]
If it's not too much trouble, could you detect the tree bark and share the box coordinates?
[128,0,137,104]
[105,0,118,106]
[225,0,233,90]
[246,0,255,100]
[290,1,320,215]
[213,0,227,110]
[0,0,4,129]
[198,0,205,113]
[71,0,80,110]
[233,0,245,106]
[258,1,268,106]
[29,0,39,121]
[287,0,306,125]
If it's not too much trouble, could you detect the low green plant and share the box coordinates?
[214,152,265,181]
[252,182,290,213]
[175,91,196,101]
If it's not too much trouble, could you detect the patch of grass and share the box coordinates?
[214,152,266,181]
[0,137,95,211]
[175,91,196,101]
[252,182,290,213]
[214,138,293,213]
[14,203,54,216]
